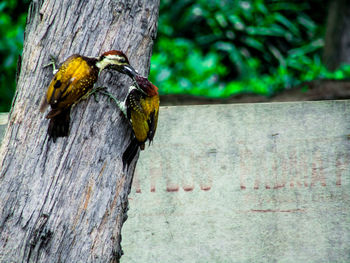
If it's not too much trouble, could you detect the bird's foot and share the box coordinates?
[43,55,58,75]
[92,87,127,117]
[88,86,106,102]
[88,86,119,103]
[71,87,105,106]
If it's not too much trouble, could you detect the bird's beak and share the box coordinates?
[121,64,145,93]
[121,64,138,78]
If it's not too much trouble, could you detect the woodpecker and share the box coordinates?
[40,50,137,142]
[116,74,159,169]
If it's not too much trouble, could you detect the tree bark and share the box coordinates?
[0,0,159,262]
[323,0,350,70]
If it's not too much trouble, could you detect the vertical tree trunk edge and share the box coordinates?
[0,1,159,262]
[323,0,350,70]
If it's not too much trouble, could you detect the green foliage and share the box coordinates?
[0,0,349,112]
[0,0,29,112]
[150,0,349,97]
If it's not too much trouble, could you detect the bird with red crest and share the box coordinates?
[113,73,160,170]
[40,50,137,142]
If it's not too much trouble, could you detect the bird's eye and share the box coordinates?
[120,58,126,63]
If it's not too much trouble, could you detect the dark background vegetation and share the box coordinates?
[1,0,349,111]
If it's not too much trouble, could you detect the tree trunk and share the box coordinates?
[323,0,350,70]
[0,0,159,262]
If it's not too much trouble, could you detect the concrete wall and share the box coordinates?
[1,100,350,262]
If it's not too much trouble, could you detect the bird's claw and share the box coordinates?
[88,86,108,102]
[44,55,58,74]
[94,87,119,105]
[85,86,117,104]
[72,87,103,106]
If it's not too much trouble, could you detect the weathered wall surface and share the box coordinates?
[124,101,350,263]
[1,100,350,262]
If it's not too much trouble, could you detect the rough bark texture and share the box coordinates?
[323,0,350,70]
[0,0,159,262]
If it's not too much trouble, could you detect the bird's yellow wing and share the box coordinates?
[45,55,98,115]
[128,92,159,145]
[145,95,159,143]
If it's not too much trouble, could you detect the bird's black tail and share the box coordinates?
[47,108,71,142]
[122,137,140,170]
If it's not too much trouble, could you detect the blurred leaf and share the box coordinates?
[274,13,300,37]
[1,0,346,111]
[243,36,264,51]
